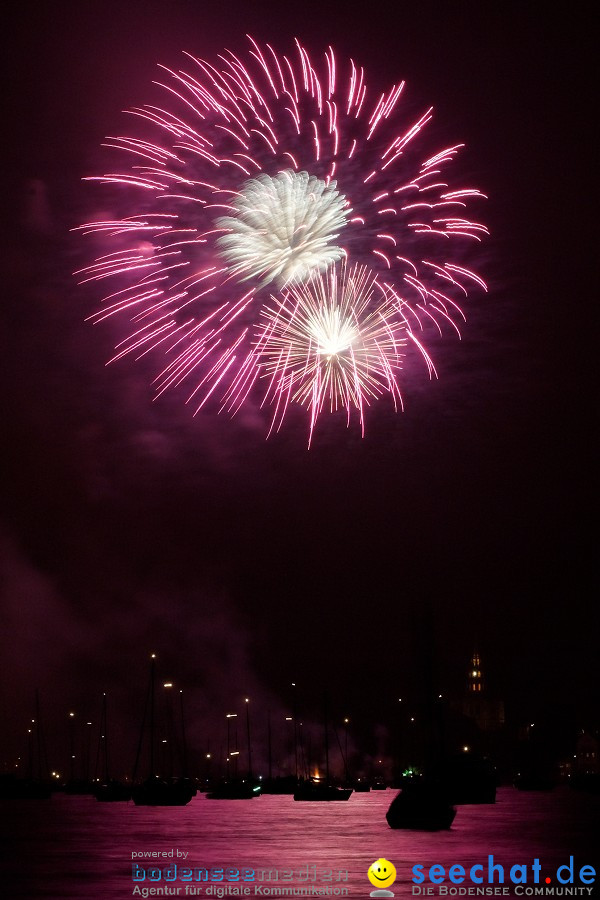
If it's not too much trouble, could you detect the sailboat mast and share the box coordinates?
[180,690,188,778]
[292,683,298,781]
[35,689,48,782]
[245,699,253,780]
[324,694,330,784]
[102,693,109,783]
[267,709,272,781]
[149,655,156,776]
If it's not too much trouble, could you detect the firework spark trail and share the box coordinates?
[76,36,488,438]
[235,263,412,445]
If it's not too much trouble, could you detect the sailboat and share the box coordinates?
[0,691,52,799]
[257,707,298,795]
[94,694,131,802]
[206,703,261,799]
[131,655,194,806]
[206,779,260,799]
[386,603,457,829]
[294,697,352,801]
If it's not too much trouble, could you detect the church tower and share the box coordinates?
[468,651,484,693]
[462,650,504,731]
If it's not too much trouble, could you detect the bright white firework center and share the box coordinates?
[307,306,359,359]
[217,170,350,287]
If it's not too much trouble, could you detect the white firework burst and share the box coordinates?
[238,263,420,443]
[217,170,350,287]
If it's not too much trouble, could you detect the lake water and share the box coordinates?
[1,787,598,899]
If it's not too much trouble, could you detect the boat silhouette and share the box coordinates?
[1,691,53,799]
[386,779,456,830]
[261,775,298,794]
[132,774,195,806]
[206,778,261,799]
[131,655,194,806]
[94,693,132,802]
[0,774,52,799]
[294,777,352,801]
[294,695,352,801]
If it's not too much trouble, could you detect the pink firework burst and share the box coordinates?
[76,36,487,437]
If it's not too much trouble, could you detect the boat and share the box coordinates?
[353,778,371,792]
[1,692,53,799]
[206,779,261,799]
[95,780,132,801]
[94,694,132,801]
[294,777,352,801]
[260,775,298,794]
[386,779,456,830]
[206,700,260,799]
[260,708,299,794]
[293,696,352,802]
[131,655,194,806]
[0,774,52,799]
[63,778,95,795]
[132,775,194,806]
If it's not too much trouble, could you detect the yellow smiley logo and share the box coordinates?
[368,858,397,889]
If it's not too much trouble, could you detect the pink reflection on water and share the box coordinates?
[1,789,598,898]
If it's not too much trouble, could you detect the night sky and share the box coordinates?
[1,1,596,775]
